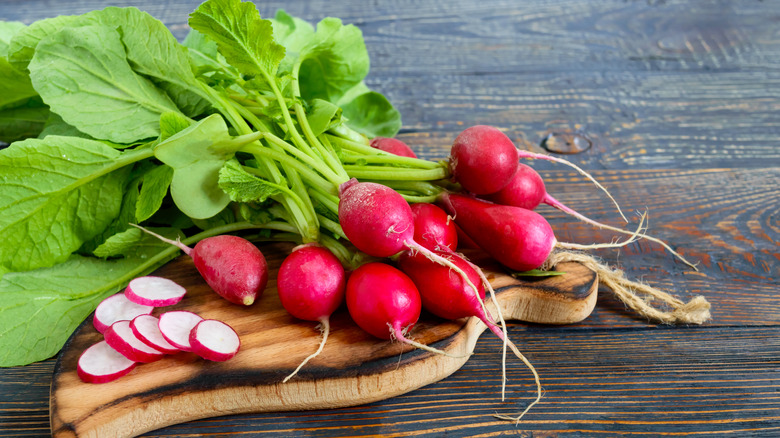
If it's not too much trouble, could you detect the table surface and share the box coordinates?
[1,0,778,436]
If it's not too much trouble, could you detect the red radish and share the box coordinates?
[449,125,519,195]
[345,262,421,341]
[410,203,458,252]
[77,340,137,384]
[276,244,346,382]
[130,225,268,306]
[441,193,556,272]
[370,137,417,158]
[484,163,698,269]
[130,314,180,354]
[93,293,154,334]
[158,310,203,352]
[397,249,503,337]
[189,319,241,362]
[124,276,187,307]
[103,320,165,363]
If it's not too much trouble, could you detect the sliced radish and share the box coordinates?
[189,319,241,362]
[93,293,154,334]
[124,276,186,307]
[104,320,165,363]
[130,314,180,354]
[158,311,203,352]
[77,340,137,384]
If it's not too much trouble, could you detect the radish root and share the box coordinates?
[544,251,711,324]
[390,324,468,359]
[516,150,628,223]
[283,318,331,383]
[555,211,646,251]
[544,194,698,271]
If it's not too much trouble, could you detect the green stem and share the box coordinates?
[343,165,450,181]
[340,151,441,169]
[242,143,339,195]
[262,132,344,186]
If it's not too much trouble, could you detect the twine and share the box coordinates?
[543,251,711,325]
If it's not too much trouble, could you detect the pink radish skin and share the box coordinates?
[130,226,268,306]
[276,244,346,381]
[130,314,180,354]
[77,341,137,384]
[410,203,458,252]
[397,249,503,339]
[449,125,519,195]
[338,180,417,258]
[93,293,154,334]
[482,163,546,210]
[440,192,556,272]
[370,137,417,158]
[189,319,240,362]
[345,262,422,341]
[103,320,165,363]
[158,311,203,352]
[277,245,345,322]
[124,276,186,307]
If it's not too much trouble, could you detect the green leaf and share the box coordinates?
[0,135,153,273]
[136,165,174,222]
[189,0,286,79]
[306,99,342,137]
[92,227,144,258]
[154,114,260,219]
[339,88,402,138]
[7,13,95,71]
[218,158,284,203]
[270,9,314,74]
[0,231,179,367]
[297,17,370,103]
[159,111,193,141]
[0,101,48,143]
[0,21,26,57]
[28,25,180,143]
[0,56,38,110]
[37,112,91,140]
[510,269,567,278]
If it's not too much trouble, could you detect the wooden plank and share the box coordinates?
[6,326,779,437]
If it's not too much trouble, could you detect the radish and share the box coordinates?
[345,262,457,356]
[77,341,137,384]
[276,244,346,382]
[189,319,241,362]
[484,163,698,269]
[370,137,417,158]
[130,225,268,306]
[439,193,643,272]
[449,125,519,195]
[103,320,165,363]
[410,203,458,252]
[157,310,204,352]
[449,125,630,222]
[124,276,187,307]
[130,314,180,354]
[93,293,154,334]
[397,249,501,336]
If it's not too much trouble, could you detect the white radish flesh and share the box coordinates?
[189,319,240,362]
[124,276,186,307]
[158,311,203,352]
[93,293,154,334]
[130,314,180,354]
[104,320,165,363]
[77,340,137,384]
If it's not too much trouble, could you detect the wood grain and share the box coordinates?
[49,243,597,438]
[1,0,779,436]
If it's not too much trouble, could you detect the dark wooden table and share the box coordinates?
[2,0,778,436]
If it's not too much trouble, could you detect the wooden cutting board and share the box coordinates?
[49,242,598,438]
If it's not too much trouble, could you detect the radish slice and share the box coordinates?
[189,319,241,362]
[77,340,137,384]
[124,276,186,307]
[93,293,154,334]
[158,311,203,352]
[104,320,165,363]
[130,314,180,354]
